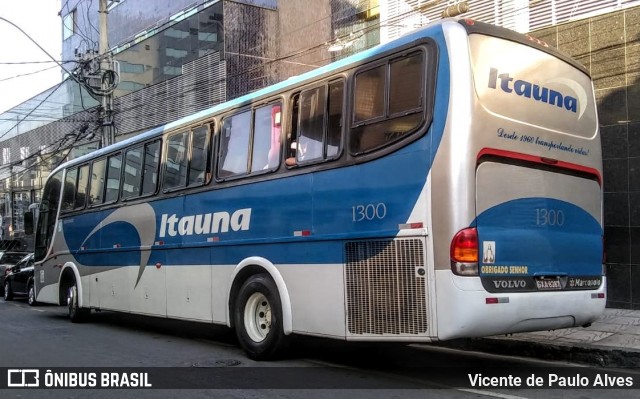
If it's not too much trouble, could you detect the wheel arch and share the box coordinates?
[226,257,292,335]
[58,262,83,307]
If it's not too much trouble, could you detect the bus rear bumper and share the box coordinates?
[434,270,607,341]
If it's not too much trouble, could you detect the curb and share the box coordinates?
[434,337,640,368]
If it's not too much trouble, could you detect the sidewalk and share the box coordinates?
[439,308,640,368]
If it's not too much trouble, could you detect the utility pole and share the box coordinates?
[99,0,115,147]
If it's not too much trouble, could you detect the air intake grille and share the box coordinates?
[345,239,427,335]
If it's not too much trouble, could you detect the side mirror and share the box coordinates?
[24,211,34,235]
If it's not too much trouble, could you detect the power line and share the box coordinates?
[0,60,74,65]
[0,64,60,83]
[0,82,65,142]
[0,17,76,79]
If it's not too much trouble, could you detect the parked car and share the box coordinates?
[3,253,36,305]
[0,239,29,252]
[0,251,30,296]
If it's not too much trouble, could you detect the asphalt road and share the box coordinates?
[0,298,638,399]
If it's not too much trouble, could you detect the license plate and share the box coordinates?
[535,279,562,290]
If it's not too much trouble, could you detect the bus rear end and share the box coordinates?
[434,20,604,340]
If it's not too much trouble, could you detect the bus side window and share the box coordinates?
[298,87,325,163]
[122,147,142,199]
[287,79,343,167]
[142,140,161,196]
[164,131,189,190]
[188,125,211,186]
[34,170,62,261]
[286,94,300,166]
[75,164,90,210]
[351,51,425,155]
[105,154,121,203]
[326,80,344,158]
[89,159,106,206]
[218,111,251,179]
[61,168,77,212]
[251,103,281,173]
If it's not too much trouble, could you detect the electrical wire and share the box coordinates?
[0,64,59,83]
[0,82,65,142]
[0,17,86,88]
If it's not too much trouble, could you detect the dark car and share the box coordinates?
[3,253,36,305]
[0,251,30,296]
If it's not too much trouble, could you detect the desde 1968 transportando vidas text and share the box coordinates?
[469,373,634,388]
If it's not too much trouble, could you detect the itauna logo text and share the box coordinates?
[159,208,251,238]
[488,67,578,113]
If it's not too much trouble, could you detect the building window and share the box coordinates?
[119,61,145,74]
[2,148,11,165]
[166,48,188,59]
[63,10,76,41]
[20,147,30,160]
[118,81,146,92]
[108,0,127,11]
[163,66,182,76]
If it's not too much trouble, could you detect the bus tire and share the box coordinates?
[234,273,287,360]
[3,280,13,301]
[28,282,37,306]
[67,281,89,322]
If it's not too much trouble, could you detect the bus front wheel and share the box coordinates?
[234,274,287,360]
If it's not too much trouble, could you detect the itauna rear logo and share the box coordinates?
[488,67,586,117]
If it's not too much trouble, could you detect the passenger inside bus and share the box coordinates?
[285,141,306,166]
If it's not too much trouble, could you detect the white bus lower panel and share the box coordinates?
[435,270,606,340]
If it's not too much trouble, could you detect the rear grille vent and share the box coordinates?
[345,239,427,335]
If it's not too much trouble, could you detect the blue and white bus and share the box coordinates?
[30,19,604,359]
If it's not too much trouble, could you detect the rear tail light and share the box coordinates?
[450,227,479,276]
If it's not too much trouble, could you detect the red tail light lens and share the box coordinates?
[450,227,479,276]
[450,227,479,263]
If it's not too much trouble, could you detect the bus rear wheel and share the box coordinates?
[234,274,287,360]
[67,281,89,322]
